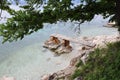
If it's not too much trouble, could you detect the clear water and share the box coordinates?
[0,15,118,80]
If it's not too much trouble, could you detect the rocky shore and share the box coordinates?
[41,34,120,80]
[0,34,119,80]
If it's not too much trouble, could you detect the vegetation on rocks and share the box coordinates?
[72,41,120,80]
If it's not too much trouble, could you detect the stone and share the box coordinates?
[78,46,86,51]
[45,36,60,45]
[43,44,60,51]
[54,39,72,54]
[0,76,15,80]
[78,45,95,51]
[41,74,51,80]
[70,57,78,66]
[43,36,73,54]
[43,36,61,50]
[54,46,72,54]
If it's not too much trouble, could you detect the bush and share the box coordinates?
[71,41,120,80]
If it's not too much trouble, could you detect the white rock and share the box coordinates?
[41,74,50,80]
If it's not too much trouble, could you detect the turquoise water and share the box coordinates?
[0,15,118,80]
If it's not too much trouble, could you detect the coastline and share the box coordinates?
[0,34,119,80]
[41,34,120,80]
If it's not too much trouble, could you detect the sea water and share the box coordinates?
[0,14,118,80]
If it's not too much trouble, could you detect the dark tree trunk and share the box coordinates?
[116,0,120,34]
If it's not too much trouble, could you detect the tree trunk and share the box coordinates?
[116,0,120,34]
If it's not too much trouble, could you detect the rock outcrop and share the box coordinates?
[43,36,61,50]
[43,35,73,54]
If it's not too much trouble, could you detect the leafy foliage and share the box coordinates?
[0,0,117,43]
[0,9,44,43]
[72,41,120,80]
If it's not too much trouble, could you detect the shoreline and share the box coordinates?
[41,34,120,80]
[0,34,119,80]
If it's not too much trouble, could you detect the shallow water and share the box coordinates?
[0,16,118,80]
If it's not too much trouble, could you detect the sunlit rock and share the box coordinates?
[55,39,72,54]
[43,36,61,50]
[44,36,73,54]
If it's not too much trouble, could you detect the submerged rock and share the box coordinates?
[46,58,51,61]
[0,76,15,80]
